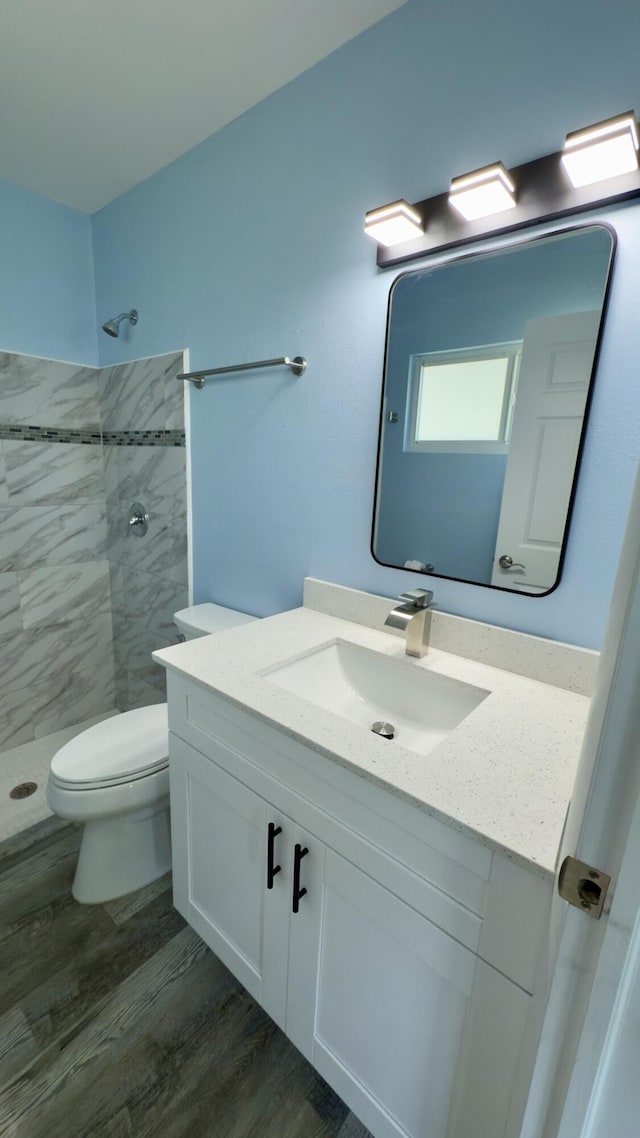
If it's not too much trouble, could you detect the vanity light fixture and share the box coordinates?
[561,112,639,188]
[364,200,423,247]
[371,108,640,270]
[448,163,516,221]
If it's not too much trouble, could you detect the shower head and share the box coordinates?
[102,309,138,338]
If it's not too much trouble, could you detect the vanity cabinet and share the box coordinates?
[168,675,551,1138]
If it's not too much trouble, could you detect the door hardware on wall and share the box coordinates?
[558,855,611,919]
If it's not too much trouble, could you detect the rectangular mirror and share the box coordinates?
[372,224,615,594]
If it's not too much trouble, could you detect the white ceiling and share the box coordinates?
[0,0,406,214]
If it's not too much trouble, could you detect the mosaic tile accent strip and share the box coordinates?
[0,425,101,444]
[103,429,185,447]
[0,425,185,447]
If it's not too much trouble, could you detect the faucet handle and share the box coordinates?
[398,589,433,608]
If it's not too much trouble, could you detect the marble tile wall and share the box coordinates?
[0,352,115,752]
[100,353,185,432]
[0,350,188,751]
[99,353,187,711]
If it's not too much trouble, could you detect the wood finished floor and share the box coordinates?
[0,817,372,1138]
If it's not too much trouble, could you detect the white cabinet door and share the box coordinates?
[288,847,530,1138]
[288,846,476,1138]
[169,734,290,1026]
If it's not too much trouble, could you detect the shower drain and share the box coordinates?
[10,781,38,800]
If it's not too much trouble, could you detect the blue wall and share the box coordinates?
[375,226,613,581]
[0,177,97,364]
[376,451,507,582]
[91,0,640,649]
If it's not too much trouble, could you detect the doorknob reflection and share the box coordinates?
[498,554,526,570]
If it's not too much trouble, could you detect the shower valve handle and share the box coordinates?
[128,502,149,537]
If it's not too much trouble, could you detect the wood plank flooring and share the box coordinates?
[0,818,372,1138]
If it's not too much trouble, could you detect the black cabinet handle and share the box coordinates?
[267,823,282,889]
[292,843,309,913]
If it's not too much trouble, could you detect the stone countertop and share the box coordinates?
[154,607,590,877]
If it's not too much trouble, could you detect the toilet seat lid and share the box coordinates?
[50,704,169,787]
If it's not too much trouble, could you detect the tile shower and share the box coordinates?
[101,353,188,709]
[0,350,187,761]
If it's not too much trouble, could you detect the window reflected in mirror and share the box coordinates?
[409,345,521,450]
[372,225,615,594]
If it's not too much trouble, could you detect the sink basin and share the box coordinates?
[264,639,490,757]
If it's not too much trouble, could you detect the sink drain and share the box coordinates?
[371,721,395,740]
[10,781,38,800]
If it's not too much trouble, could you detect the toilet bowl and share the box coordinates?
[46,602,258,904]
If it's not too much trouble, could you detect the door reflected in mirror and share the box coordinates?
[372,224,615,594]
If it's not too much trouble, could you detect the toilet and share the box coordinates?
[46,603,257,904]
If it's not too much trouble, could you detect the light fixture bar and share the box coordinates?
[449,162,516,221]
[373,146,639,269]
[364,200,423,247]
[561,111,639,188]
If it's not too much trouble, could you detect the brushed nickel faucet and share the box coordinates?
[384,589,434,658]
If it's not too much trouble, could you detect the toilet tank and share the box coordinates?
[173,602,258,641]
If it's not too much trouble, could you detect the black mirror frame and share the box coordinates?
[370,221,617,597]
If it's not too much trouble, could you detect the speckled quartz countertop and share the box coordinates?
[154,606,591,876]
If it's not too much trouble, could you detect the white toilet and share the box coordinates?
[47,602,257,904]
